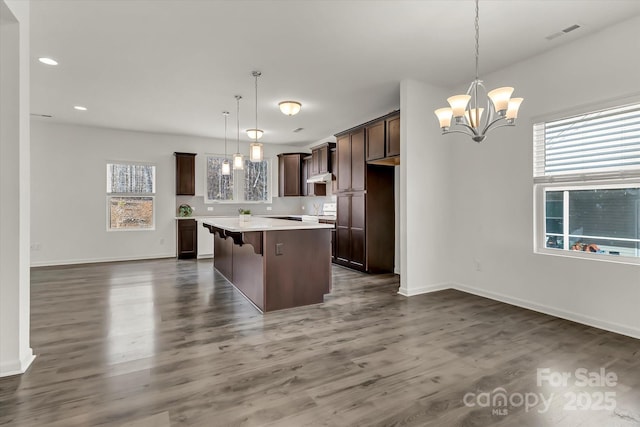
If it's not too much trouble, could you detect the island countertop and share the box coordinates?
[201,216,334,232]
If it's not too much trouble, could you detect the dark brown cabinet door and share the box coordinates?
[175,152,196,195]
[302,156,311,196]
[330,148,337,193]
[335,193,366,270]
[177,219,197,259]
[318,146,329,174]
[337,135,351,192]
[386,115,400,157]
[366,121,385,161]
[351,128,366,192]
[278,153,305,197]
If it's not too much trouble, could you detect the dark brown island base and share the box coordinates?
[202,217,334,312]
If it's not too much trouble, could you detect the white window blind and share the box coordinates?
[534,103,640,182]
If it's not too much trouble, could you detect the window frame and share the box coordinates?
[106,161,156,232]
[532,98,640,265]
[204,154,273,204]
[534,180,640,265]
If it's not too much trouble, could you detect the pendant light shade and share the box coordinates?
[221,111,230,176]
[249,71,264,162]
[232,95,244,170]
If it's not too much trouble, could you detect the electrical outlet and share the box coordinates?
[266,206,272,211]
[275,243,284,255]
[207,207,214,211]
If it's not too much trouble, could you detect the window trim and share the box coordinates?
[534,179,640,266]
[106,161,156,231]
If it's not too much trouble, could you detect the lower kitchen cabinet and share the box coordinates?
[177,219,197,259]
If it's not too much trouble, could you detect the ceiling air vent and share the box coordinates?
[30,113,53,118]
[292,127,304,133]
[546,24,581,41]
[563,24,581,33]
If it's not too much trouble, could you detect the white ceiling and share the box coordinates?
[30,0,640,146]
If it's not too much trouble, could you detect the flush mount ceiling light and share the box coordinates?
[249,71,264,162]
[434,0,523,143]
[279,101,302,116]
[73,105,87,111]
[221,111,231,176]
[38,57,58,66]
[245,129,263,140]
[232,95,244,170]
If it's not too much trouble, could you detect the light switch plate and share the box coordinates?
[275,243,284,255]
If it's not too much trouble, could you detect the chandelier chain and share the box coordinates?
[475,0,480,82]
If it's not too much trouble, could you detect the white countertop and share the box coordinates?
[201,216,334,232]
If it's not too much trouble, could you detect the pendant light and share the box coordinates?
[232,95,244,170]
[221,111,230,175]
[248,71,264,162]
[434,0,523,143]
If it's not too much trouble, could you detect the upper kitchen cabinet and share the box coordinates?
[386,114,400,157]
[174,152,196,195]
[310,142,336,175]
[364,111,401,166]
[336,128,365,192]
[365,120,385,161]
[278,153,306,197]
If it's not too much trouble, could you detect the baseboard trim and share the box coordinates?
[451,282,640,340]
[30,254,175,267]
[0,350,35,378]
[398,282,451,297]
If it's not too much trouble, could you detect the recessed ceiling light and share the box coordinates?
[73,106,87,111]
[38,57,58,66]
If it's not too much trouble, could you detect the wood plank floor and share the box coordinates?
[1,259,639,427]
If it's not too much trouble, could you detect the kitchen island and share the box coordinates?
[202,217,334,312]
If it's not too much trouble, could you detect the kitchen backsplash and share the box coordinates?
[176,195,334,217]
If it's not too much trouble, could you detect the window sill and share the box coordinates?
[534,247,640,266]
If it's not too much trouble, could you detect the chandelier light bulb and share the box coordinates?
[487,87,514,113]
[434,108,454,129]
[506,98,524,120]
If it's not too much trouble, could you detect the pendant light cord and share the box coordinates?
[236,95,241,151]
[223,112,228,157]
[254,71,260,142]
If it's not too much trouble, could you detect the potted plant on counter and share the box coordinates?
[238,208,251,223]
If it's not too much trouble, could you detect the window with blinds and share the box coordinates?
[534,102,640,262]
[534,103,640,181]
[107,162,155,230]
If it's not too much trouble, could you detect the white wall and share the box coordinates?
[399,79,452,296]
[448,16,640,338]
[0,0,34,377]
[30,121,306,266]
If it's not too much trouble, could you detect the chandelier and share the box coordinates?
[434,0,523,143]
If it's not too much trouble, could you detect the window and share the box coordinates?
[205,155,271,203]
[107,163,155,230]
[534,102,640,262]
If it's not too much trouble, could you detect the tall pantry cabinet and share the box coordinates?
[334,112,397,273]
